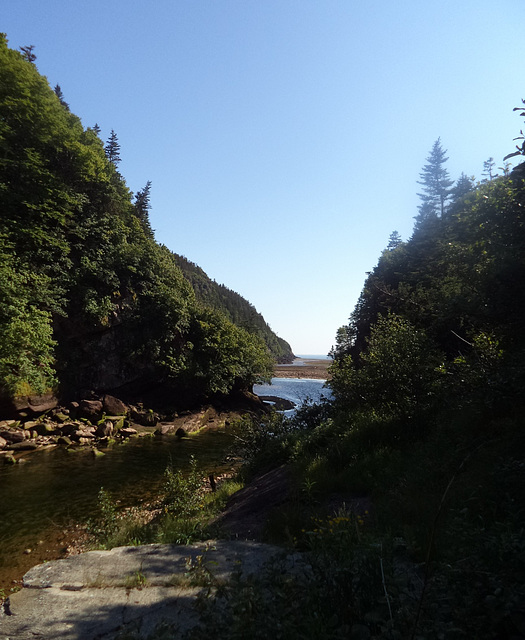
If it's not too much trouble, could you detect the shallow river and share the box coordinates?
[0,377,330,588]
[254,376,332,415]
[0,429,236,588]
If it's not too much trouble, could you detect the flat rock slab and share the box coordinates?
[214,465,292,539]
[0,540,302,640]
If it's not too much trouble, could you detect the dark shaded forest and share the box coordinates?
[193,134,525,638]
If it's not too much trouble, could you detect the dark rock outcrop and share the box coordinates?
[78,400,103,421]
[102,394,127,416]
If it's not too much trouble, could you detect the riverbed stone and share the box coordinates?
[67,401,80,418]
[7,441,38,451]
[96,419,114,437]
[120,427,138,438]
[0,429,25,443]
[78,399,103,421]
[22,420,40,431]
[71,429,96,443]
[155,423,176,435]
[0,541,307,640]
[103,394,127,416]
[0,419,19,429]
[60,421,81,436]
[0,436,6,449]
[35,422,59,436]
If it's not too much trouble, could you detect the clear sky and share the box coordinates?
[3,1,525,355]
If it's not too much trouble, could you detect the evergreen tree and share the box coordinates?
[104,129,121,166]
[451,172,475,204]
[482,157,497,182]
[133,180,153,236]
[53,84,69,110]
[387,230,402,250]
[19,44,36,62]
[92,123,101,136]
[416,138,454,221]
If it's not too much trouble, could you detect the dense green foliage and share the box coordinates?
[0,34,276,404]
[173,254,294,363]
[201,138,525,638]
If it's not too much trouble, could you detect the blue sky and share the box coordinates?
[3,0,525,354]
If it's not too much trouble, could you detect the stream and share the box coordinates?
[0,377,330,589]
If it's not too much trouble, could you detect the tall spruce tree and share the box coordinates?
[451,172,475,204]
[104,129,121,166]
[416,138,454,223]
[133,180,153,236]
[53,84,69,110]
[387,230,402,250]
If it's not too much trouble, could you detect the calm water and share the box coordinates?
[0,378,331,587]
[253,376,332,414]
[0,428,236,586]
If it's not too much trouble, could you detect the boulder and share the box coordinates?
[2,453,16,464]
[22,420,40,432]
[176,427,187,439]
[0,429,25,444]
[104,416,126,431]
[130,408,159,426]
[28,394,58,414]
[57,436,72,446]
[8,393,58,415]
[102,394,127,416]
[95,419,114,438]
[59,422,81,436]
[67,401,80,418]
[71,429,96,442]
[78,399,103,421]
[0,435,6,449]
[7,441,39,451]
[119,427,138,438]
[35,422,59,436]
[0,419,19,429]
[155,423,176,436]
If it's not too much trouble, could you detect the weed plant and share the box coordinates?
[87,463,243,550]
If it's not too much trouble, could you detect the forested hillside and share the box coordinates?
[0,34,282,409]
[220,136,525,638]
[173,255,294,363]
[331,140,525,415]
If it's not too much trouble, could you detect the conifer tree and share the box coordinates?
[416,138,454,221]
[104,129,121,166]
[53,84,69,110]
[133,180,153,236]
[387,230,402,250]
[451,173,475,204]
[19,44,36,62]
[482,157,497,182]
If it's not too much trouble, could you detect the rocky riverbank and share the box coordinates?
[0,540,309,640]
[0,391,266,466]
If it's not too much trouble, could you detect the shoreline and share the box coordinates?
[274,357,332,380]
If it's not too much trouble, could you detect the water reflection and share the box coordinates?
[253,377,332,415]
[0,429,236,584]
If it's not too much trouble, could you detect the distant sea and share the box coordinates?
[296,354,332,360]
